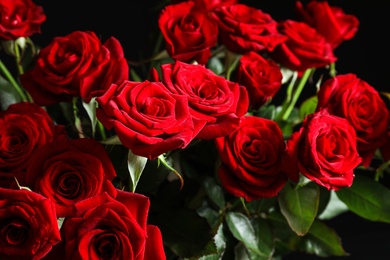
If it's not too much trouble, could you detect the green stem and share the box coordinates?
[0,59,28,102]
[13,42,24,75]
[240,197,251,218]
[277,68,313,121]
[97,120,107,141]
[329,62,337,77]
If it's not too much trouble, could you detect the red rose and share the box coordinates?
[151,60,249,139]
[0,188,61,259]
[96,79,196,160]
[60,191,165,259]
[211,4,286,54]
[237,51,283,110]
[295,0,359,49]
[215,116,288,201]
[285,109,362,190]
[20,31,129,105]
[25,138,117,217]
[158,1,218,64]
[170,0,238,11]
[0,0,46,40]
[269,19,337,72]
[0,102,67,188]
[316,73,389,167]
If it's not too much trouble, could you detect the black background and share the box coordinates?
[31,1,390,259]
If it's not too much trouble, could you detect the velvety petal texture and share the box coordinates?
[0,188,61,259]
[60,191,165,260]
[0,102,67,188]
[295,0,359,49]
[285,109,362,190]
[25,138,117,217]
[20,31,129,105]
[159,1,218,64]
[96,79,196,160]
[0,0,46,40]
[215,116,288,201]
[269,19,337,72]
[316,73,389,167]
[154,61,249,139]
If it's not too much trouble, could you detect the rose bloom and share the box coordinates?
[237,51,283,110]
[269,19,337,72]
[96,79,196,160]
[20,31,129,105]
[158,1,218,64]
[215,116,288,201]
[25,138,117,217]
[285,109,362,190]
[0,188,61,259]
[0,0,46,40]
[295,0,359,49]
[211,3,286,54]
[150,60,249,139]
[54,191,165,260]
[171,0,238,10]
[0,102,67,188]
[316,73,389,167]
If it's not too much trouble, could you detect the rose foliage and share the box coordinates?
[0,0,389,259]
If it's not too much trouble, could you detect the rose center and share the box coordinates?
[57,172,83,199]
[94,232,120,260]
[1,218,30,246]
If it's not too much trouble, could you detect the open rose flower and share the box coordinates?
[96,79,196,160]
[158,1,218,64]
[211,3,286,54]
[285,109,362,190]
[316,73,389,167]
[295,0,359,49]
[0,102,67,188]
[237,51,283,110]
[0,187,61,259]
[25,138,117,217]
[151,60,249,139]
[0,0,46,40]
[20,30,129,105]
[58,191,165,259]
[215,116,288,201]
[269,19,337,72]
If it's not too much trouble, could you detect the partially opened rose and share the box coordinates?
[159,1,218,64]
[20,30,129,105]
[25,138,117,217]
[316,73,389,167]
[59,191,166,259]
[151,60,249,139]
[285,109,362,190]
[211,3,286,54]
[96,79,196,160]
[215,115,288,201]
[295,0,359,49]
[0,0,46,40]
[0,102,67,188]
[269,19,337,72]
[0,187,61,259]
[237,51,283,110]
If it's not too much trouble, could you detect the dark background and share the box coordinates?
[31,1,389,259]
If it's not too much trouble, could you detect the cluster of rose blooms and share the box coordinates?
[1,0,389,259]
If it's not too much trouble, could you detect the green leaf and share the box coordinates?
[155,208,215,258]
[0,73,21,110]
[225,212,266,257]
[278,182,319,236]
[255,104,276,120]
[127,150,148,192]
[336,174,390,223]
[251,217,274,259]
[207,56,224,75]
[82,98,98,138]
[298,219,348,257]
[299,95,318,120]
[318,190,348,220]
[196,224,226,260]
[202,176,225,210]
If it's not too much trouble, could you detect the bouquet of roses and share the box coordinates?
[1,0,389,259]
